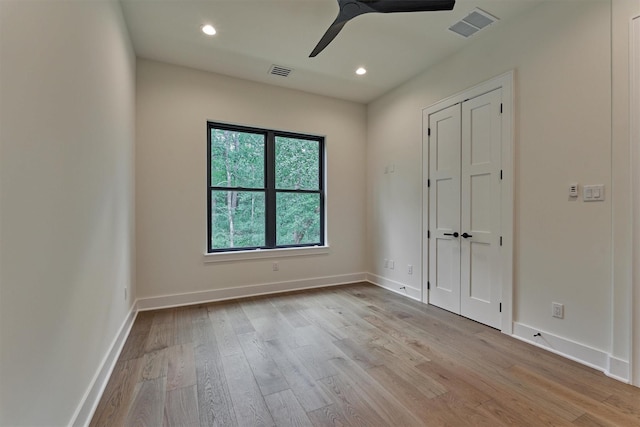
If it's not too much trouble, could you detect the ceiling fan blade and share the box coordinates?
[309,19,348,57]
[367,0,455,14]
[309,0,455,57]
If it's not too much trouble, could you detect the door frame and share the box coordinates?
[631,16,640,386]
[422,71,515,334]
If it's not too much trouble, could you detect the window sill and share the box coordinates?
[203,245,330,263]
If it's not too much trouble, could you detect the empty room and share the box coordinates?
[3,0,640,425]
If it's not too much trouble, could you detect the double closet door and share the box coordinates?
[427,88,502,329]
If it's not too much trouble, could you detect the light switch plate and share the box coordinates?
[583,184,605,202]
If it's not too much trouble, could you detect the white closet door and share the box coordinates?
[460,88,502,329]
[428,104,462,313]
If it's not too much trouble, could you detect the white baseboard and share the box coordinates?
[137,273,368,311]
[607,356,631,383]
[366,273,422,301]
[512,322,630,383]
[70,304,138,427]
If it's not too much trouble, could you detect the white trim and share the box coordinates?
[137,273,367,311]
[70,304,138,427]
[512,322,630,383]
[366,273,422,301]
[608,356,631,383]
[203,245,330,263]
[421,71,515,334]
[631,15,640,387]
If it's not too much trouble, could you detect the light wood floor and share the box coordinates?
[90,283,640,426]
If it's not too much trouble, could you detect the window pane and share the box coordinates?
[211,129,265,188]
[275,136,319,190]
[211,190,265,249]
[276,193,321,246]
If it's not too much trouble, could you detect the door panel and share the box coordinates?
[460,88,502,329]
[428,104,461,313]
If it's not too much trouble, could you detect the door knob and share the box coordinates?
[461,232,473,238]
[443,232,459,237]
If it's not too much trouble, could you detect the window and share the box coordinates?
[207,122,325,253]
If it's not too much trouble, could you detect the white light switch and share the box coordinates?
[583,184,604,202]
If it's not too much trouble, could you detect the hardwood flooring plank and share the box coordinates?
[270,296,312,328]
[166,344,196,391]
[264,338,333,412]
[225,300,256,335]
[130,311,154,335]
[298,307,349,341]
[421,392,510,427]
[145,321,176,353]
[510,364,640,425]
[237,332,290,396]
[124,377,167,427]
[241,296,280,320]
[208,305,243,356]
[153,309,176,325]
[365,364,439,420]
[222,351,275,427]
[572,413,618,427]
[193,320,237,427]
[317,375,386,427]
[89,358,142,427]
[328,356,424,426]
[119,332,149,361]
[249,311,300,349]
[163,385,199,427]
[306,404,352,427]
[238,332,289,396]
[174,307,196,345]
[414,359,491,407]
[264,389,313,427]
[291,344,339,381]
[140,348,168,381]
[332,338,383,370]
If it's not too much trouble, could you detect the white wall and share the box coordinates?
[0,1,136,425]
[367,1,614,354]
[135,59,366,300]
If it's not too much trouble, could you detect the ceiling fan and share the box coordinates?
[310,0,456,57]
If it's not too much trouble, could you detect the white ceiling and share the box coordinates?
[121,0,540,103]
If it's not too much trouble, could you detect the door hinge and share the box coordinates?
[427,281,431,290]
[427,179,431,188]
[500,103,503,114]
[500,170,503,180]
[500,236,503,246]
[499,303,502,312]
[428,128,431,136]
[427,230,431,239]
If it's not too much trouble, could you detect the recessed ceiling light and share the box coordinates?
[201,24,216,36]
[356,67,367,75]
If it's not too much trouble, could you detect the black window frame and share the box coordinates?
[207,121,325,253]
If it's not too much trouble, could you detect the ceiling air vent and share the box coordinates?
[269,65,293,77]
[449,8,498,38]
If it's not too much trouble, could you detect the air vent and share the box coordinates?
[449,8,498,38]
[269,65,293,77]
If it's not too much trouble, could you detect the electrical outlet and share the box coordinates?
[389,260,395,270]
[408,265,413,275]
[272,262,279,271]
[552,302,564,319]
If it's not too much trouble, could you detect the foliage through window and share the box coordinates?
[207,122,324,252]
